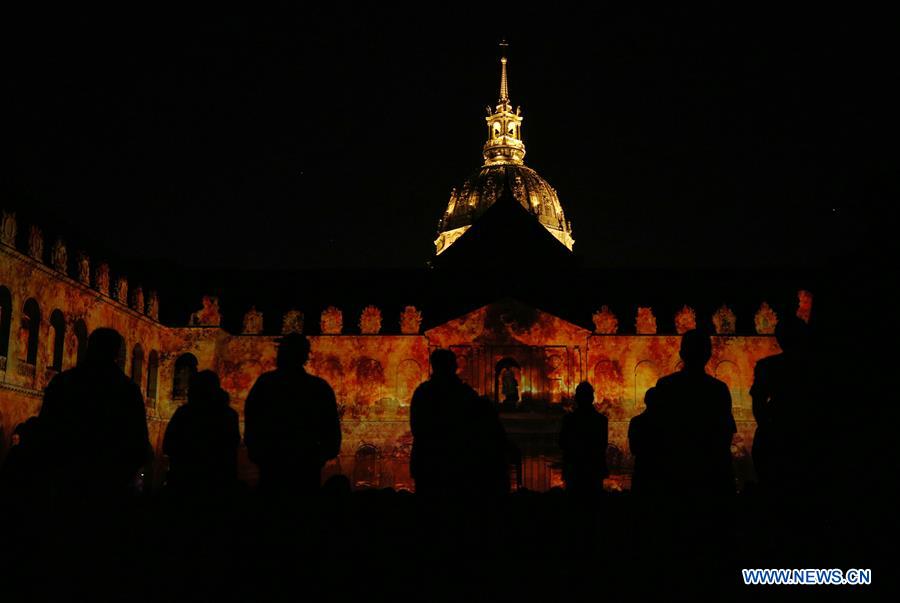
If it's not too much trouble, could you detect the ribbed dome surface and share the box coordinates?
[435,164,574,253]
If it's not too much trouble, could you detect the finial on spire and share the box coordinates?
[482,39,525,166]
[499,39,509,103]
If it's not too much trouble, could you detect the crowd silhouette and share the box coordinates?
[0,318,864,600]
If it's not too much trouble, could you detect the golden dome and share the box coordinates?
[434,45,575,255]
[435,164,574,254]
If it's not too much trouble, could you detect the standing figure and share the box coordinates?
[628,387,664,494]
[559,382,609,498]
[244,334,341,495]
[163,370,240,495]
[500,367,519,410]
[410,349,507,496]
[750,315,814,491]
[654,330,736,495]
[38,328,150,500]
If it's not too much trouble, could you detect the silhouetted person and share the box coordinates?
[0,417,42,495]
[163,370,240,495]
[501,367,519,410]
[628,386,664,494]
[559,382,608,497]
[750,315,815,491]
[244,334,341,495]
[472,395,511,495]
[37,328,150,500]
[654,329,736,495]
[410,349,508,496]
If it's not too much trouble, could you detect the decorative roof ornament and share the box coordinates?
[483,40,526,167]
[242,306,264,334]
[712,305,737,335]
[76,252,90,285]
[189,296,221,326]
[754,302,778,334]
[674,306,697,334]
[400,306,423,335]
[282,310,304,334]
[592,306,618,334]
[797,290,813,324]
[147,290,160,320]
[635,307,657,335]
[359,305,383,335]
[28,225,43,261]
[132,286,144,314]
[51,238,67,273]
[114,276,128,304]
[321,306,343,335]
[95,262,110,296]
[0,211,16,246]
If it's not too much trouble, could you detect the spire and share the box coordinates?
[483,41,525,166]
[499,39,509,103]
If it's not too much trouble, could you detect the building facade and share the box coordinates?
[0,217,794,490]
[0,50,802,491]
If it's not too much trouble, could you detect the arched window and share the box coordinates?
[49,309,65,371]
[146,350,159,405]
[21,299,41,366]
[73,320,88,366]
[0,286,12,365]
[173,353,198,400]
[131,344,144,387]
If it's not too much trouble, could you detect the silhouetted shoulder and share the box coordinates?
[706,373,732,397]
[251,370,281,387]
[305,372,335,393]
[755,354,783,370]
[653,371,681,392]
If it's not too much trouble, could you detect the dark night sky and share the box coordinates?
[3,6,892,277]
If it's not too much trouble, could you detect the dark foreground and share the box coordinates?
[0,486,881,602]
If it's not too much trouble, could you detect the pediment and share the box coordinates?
[425,298,590,347]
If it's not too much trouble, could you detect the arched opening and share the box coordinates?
[131,344,144,387]
[0,286,12,368]
[21,298,41,366]
[353,443,380,489]
[73,320,87,366]
[633,360,659,414]
[146,350,159,406]
[173,353,198,400]
[49,309,65,371]
[494,357,521,410]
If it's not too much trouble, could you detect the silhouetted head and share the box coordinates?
[574,382,594,409]
[429,348,457,378]
[85,328,121,366]
[12,417,40,445]
[276,333,311,370]
[188,370,222,406]
[644,386,659,410]
[775,314,810,354]
[679,329,712,370]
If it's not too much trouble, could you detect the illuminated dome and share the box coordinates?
[436,164,574,254]
[435,44,575,255]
